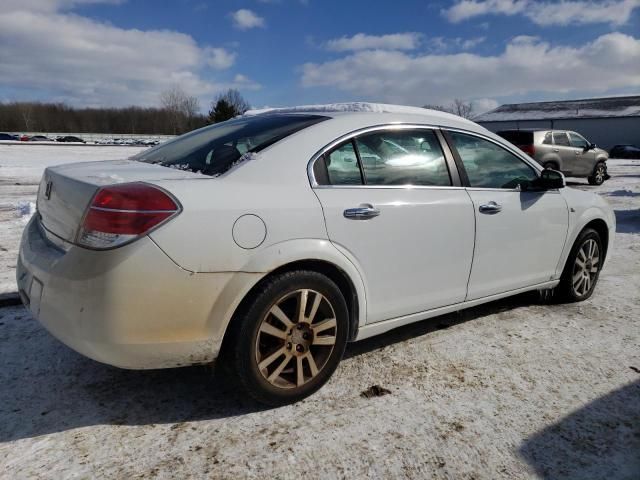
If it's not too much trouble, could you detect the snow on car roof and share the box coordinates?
[245,102,432,116]
[243,102,475,125]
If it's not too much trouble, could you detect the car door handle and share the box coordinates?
[553,149,559,152]
[343,204,380,220]
[479,201,502,214]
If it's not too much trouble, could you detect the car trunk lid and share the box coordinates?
[37,159,204,243]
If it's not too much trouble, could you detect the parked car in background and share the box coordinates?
[28,135,52,142]
[19,134,30,141]
[18,104,615,405]
[497,129,609,185]
[609,144,640,159]
[0,133,18,141]
[56,135,85,143]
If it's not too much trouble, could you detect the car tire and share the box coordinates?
[588,162,607,185]
[225,270,349,406]
[543,162,557,170]
[555,228,603,302]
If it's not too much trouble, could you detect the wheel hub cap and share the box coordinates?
[255,289,338,389]
[287,323,313,355]
[572,239,600,297]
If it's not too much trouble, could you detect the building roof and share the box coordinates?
[475,95,640,122]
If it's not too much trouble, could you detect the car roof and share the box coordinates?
[243,102,478,131]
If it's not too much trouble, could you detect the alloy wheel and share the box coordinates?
[572,239,600,297]
[594,165,605,184]
[255,289,338,389]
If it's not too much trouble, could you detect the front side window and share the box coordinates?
[543,132,553,145]
[354,129,451,186]
[569,132,589,149]
[553,131,570,147]
[448,131,538,189]
[134,114,328,176]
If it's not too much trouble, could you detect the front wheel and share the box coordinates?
[555,228,603,302]
[227,270,349,406]
[588,162,607,185]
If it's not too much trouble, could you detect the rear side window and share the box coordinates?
[325,142,363,185]
[448,131,538,189]
[552,132,570,146]
[497,131,533,145]
[134,114,328,176]
[355,130,451,186]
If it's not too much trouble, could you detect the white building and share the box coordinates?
[475,95,640,151]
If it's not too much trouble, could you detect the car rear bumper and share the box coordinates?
[16,216,250,369]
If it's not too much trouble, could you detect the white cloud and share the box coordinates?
[0,3,252,107]
[232,74,262,90]
[426,36,486,52]
[230,9,265,30]
[205,47,236,70]
[326,33,422,52]
[443,0,640,26]
[301,33,640,106]
[471,98,500,114]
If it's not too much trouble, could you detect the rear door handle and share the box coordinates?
[479,201,502,214]
[343,204,380,220]
[553,149,559,153]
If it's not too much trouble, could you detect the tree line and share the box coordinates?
[0,87,252,135]
[0,88,476,135]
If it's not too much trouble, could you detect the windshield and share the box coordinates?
[133,114,328,176]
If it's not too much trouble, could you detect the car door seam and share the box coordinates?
[462,188,477,302]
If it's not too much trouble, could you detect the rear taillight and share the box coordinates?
[519,144,535,157]
[78,182,180,249]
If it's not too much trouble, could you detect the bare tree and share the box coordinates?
[160,85,201,134]
[451,99,474,119]
[19,103,34,131]
[423,99,474,119]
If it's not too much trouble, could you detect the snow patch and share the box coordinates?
[245,102,447,117]
[216,151,260,177]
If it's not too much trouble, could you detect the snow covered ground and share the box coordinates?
[0,145,638,478]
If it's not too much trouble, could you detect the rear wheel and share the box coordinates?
[227,270,349,406]
[588,162,606,185]
[555,228,603,302]
[543,162,558,170]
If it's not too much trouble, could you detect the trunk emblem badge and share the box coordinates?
[44,180,53,200]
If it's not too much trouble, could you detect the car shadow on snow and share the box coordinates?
[606,190,640,198]
[519,379,640,480]
[0,293,540,442]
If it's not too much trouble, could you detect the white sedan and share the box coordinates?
[17,103,615,405]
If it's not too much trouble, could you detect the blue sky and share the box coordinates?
[0,0,639,114]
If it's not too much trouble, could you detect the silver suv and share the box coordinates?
[497,129,609,185]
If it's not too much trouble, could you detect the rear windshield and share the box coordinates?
[497,131,534,145]
[133,114,328,176]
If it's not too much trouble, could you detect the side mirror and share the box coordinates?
[538,169,565,189]
[589,143,597,150]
